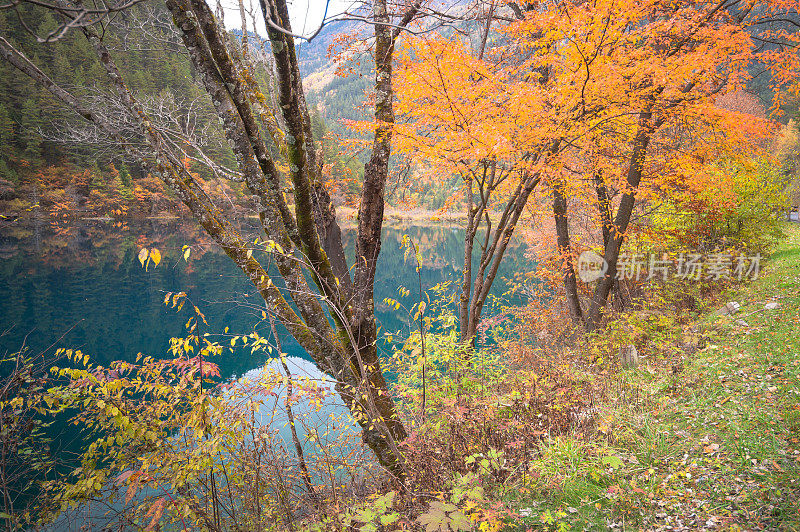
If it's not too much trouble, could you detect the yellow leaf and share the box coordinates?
[150,248,161,267]
[138,248,148,267]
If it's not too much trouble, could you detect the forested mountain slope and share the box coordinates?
[0,9,363,218]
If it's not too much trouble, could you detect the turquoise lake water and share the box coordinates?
[0,218,530,379]
[0,216,533,521]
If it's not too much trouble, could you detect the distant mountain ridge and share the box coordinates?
[232,21,370,136]
[295,20,372,136]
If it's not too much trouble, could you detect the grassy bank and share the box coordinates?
[511,223,800,530]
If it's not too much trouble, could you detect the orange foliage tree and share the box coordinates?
[395,0,796,334]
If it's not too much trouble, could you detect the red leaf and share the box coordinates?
[115,470,134,486]
[145,497,167,531]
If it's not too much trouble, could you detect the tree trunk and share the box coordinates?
[585,106,663,331]
[552,179,584,324]
[462,166,542,344]
[459,170,475,345]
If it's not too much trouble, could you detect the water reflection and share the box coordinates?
[0,217,530,519]
[0,218,529,379]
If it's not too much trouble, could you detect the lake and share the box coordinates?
[0,217,529,378]
[0,216,531,521]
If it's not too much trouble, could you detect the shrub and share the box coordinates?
[648,157,787,253]
[389,301,596,498]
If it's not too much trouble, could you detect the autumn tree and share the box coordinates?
[396,0,799,335]
[395,35,559,345]
[532,0,797,330]
[0,0,427,479]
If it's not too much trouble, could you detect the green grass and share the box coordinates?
[510,223,800,531]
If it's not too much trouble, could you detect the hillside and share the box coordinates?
[296,20,373,138]
[514,223,800,529]
[0,11,366,219]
